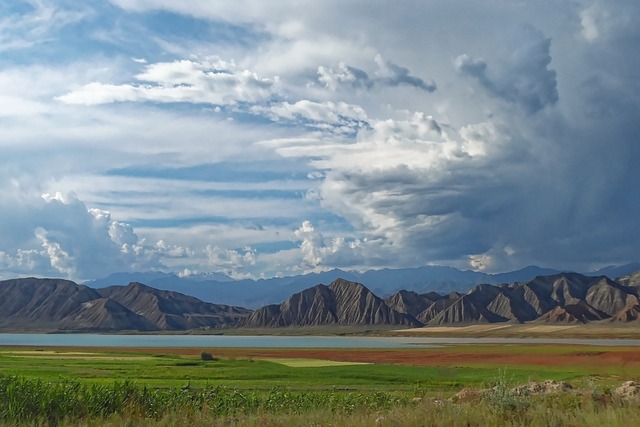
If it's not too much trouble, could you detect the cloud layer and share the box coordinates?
[1,1,638,280]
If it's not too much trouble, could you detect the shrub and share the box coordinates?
[200,351,217,361]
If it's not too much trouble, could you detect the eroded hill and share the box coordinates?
[0,278,251,331]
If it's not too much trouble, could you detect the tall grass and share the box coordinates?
[2,373,639,426]
[0,374,405,425]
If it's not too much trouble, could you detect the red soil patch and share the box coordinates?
[5,345,640,368]
[206,348,640,368]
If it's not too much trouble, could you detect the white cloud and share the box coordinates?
[577,2,638,43]
[0,0,87,52]
[317,62,373,91]
[294,220,364,272]
[0,186,165,280]
[58,57,279,106]
[1,1,639,280]
[109,221,138,247]
[264,111,541,270]
[468,254,492,272]
[34,226,76,277]
[580,6,602,42]
[205,245,257,278]
[252,100,368,134]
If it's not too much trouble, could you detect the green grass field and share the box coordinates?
[1,345,639,426]
[0,346,618,392]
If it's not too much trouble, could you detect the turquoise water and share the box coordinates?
[0,334,433,348]
[1,334,639,348]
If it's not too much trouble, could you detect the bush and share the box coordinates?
[200,351,217,361]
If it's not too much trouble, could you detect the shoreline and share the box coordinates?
[2,322,640,339]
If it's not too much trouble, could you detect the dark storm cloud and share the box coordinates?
[456,27,558,114]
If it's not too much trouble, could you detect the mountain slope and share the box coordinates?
[618,272,640,290]
[385,290,439,318]
[97,282,251,330]
[241,278,421,328]
[386,272,640,326]
[481,274,636,325]
[63,298,157,331]
[0,278,100,326]
[0,278,250,331]
[4,270,640,331]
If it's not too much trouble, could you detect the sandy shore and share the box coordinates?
[390,323,640,339]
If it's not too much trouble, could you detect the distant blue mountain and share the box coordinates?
[87,271,178,286]
[84,263,638,309]
[489,266,565,284]
[588,263,640,279]
[86,269,360,308]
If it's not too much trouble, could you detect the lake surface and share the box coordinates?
[1,334,640,348]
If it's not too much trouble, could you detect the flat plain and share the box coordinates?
[1,340,640,426]
[2,342,640,389]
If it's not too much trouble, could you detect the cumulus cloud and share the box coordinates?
[456,27,558,114]
[578,2,638,43]
[374,55,436,92]
[580,5,603,42]
[294,220,364,271]
[205,245,256,278]
[310,115,503,254]
[2,1,639,279]
[57,57,278,106]
[266,111,559,270]
[317,62,373,91]
[0,185,275,280]
[315,56,436,93]
[34,226,77,277]
[252,100,368,134]
[0,188,164,280]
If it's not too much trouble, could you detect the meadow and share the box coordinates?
[1,344,639,425]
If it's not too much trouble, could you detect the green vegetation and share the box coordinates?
[0,349,590,392]
[0,374,405,426]
[1,346,639,426]
[1,373,640,426]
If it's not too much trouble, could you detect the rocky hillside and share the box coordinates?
[2,271,640,331]
[618,272,640,289]
[241,278,422,327]
[0,278,250,331]
[97,282,250,330]
[386,273,640,325]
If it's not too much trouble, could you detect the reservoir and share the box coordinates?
[1,334,640,348]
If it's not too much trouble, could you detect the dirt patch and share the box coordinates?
[2,345,640,368]
[392,323,640,339]
[257,358,371,367]
[149,347,640,369]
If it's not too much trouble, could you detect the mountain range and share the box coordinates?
[0,278,250,332]
[386,273,640,325]
[1,269,640,331]
[84,263,640,308]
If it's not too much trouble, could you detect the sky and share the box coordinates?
[0,0,638,281]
